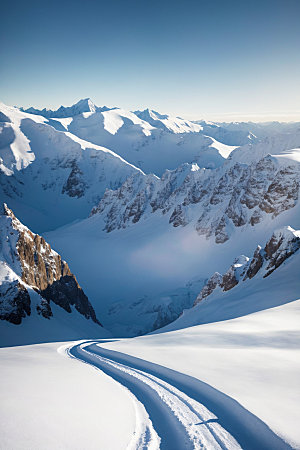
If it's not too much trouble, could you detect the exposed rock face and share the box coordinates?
[41,276,99,323]
[263,228,300,277]
[221,258,246,292]
[0,280,31,325]
[195,272,222,303]
[194,227,300,305]
[0,204,101,326]
[92,153,300,244]
[169,205,187,227]
[62,161,87,198]
[244,246,263,280]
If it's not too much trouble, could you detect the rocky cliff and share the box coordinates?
[0,204,101,326]
[91,148,300,244]
[194,226,300,305]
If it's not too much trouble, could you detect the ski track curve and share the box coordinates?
[67,340,292,450]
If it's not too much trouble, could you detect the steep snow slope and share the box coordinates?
[21,99,238,175]
[194,120,256,146]
[160,227,300,332]
[53,107,228,175]
[0,103,142,231]
[102,226,300,336]
[103,297,300,448]
[134,108,203,134]
[0,204,108,346]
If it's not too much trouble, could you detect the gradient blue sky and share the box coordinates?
[1,0,300,121]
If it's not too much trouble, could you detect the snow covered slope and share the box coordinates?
[195,119,300,146]
[20,99,238,175]
[134,108,203,134]
[47,143,300,336]
[160,226,300,332]
[91,146,300,243]
[103,297,300,448]
[0,341,137,450]
[0,102,141,231]
[21,97,111,118]
[0,204,108,346]
[51,107,228,175]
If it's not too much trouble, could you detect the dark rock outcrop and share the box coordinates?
[93,153,300,245]
[263,228,300,277]
[194,227,300,305]
[62,161,87,198]
[244,246,263,280]
[0,204,102,326]
[0,280,31,325]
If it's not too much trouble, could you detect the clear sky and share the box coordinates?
[1,0,300,121]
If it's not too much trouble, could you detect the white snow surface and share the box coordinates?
[18,99,244,176]
[0,103,142,231]
[102,298,300,448]
[0,341,137,450]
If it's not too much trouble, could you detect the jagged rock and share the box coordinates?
[92,152,300,245]
[194,227,300,306]
[195,272,222,304]
[264,227,300,277]
[62,161,87,198]
[169,205,187,227]
[215,216,229,244]
[244,246,264,280]
[260,166,299,217]
[220,256,249,291]
[0,204,102,326]
[249,209,262,226]
[0,280,31,325]
[36,298,53,319]
[41,275,99,323]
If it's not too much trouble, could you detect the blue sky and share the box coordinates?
[1,0,300,121]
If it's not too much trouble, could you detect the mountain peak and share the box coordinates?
[72,97,97,112]
[21,98,111,118]
[135,108,169,121]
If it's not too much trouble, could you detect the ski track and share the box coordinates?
[67,340,291,450]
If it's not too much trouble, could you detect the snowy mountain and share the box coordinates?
[134,108,203,134]
[159,226,300,334]
[87,226,300,336]
[194,120,256,146]
[21,98,111,118]
[1,98,300,336]
[47,143,300,336]
[17,99,240,175]
[195,226,300,304]
[0,102,142,231]
[17,99,300,177]
[90,144,300,243]
[195,119,300,146]
[0,204,107,346]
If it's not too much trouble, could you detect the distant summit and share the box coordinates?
[21,98,111,118]
[134,108,202,134]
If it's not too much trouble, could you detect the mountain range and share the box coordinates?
[1,98,300,338]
